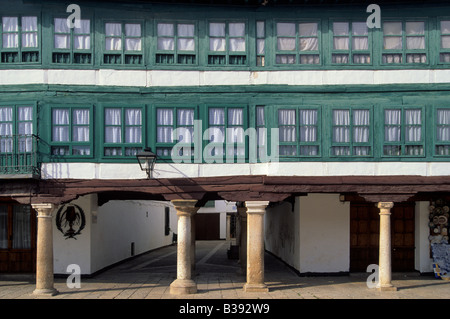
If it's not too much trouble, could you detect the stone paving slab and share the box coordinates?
[0,240,449,301]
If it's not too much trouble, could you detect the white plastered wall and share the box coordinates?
[265,194,350,274]
[415,201,434,273]
[53,194,177,275]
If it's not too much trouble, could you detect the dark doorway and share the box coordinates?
[0,201,36,272]
[195,213,220,240]
[350,201,415,272]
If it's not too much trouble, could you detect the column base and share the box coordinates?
[377,284,398,292]
[170,279,197,295]
[33,288,59,297]
[243,283,269,293]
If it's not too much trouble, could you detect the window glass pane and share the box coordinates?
[125,24,141,37]
[22,17,37,32]
[300,38,318,51]
[157,23,174,36]
[384,22,402,35]
[278,38,296,51]
[210,23,225,37]
[384,37,402,50]
[105,23,121,36]
[54,18,69,33]
[406,21,424,35]
[3,17,18,32]
[178,24,194,37]
[333,22,349,36]
[352,22,368,36]
[74,19,90,34]
[277,23,295,36]
[12,205,31,249]
[229,23,245,37]
[299,23,317,36]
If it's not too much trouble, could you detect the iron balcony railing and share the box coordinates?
[0,134,39,177]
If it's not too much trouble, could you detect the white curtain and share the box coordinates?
[2,17,18,48]
[0,107,13,153]
[74,20,91,50]
[177,109,194,142]
[18,107,33,152]
[125,109,142,143]
[157,23,174,50]
[178,24,195,51]
[54,18,70,49]
[52,109,69,142]
[21,16,38,48]
[406,22,425,49]
[229,23,245,52]
[0,206,7,249]
[256,106,266,157]
[278,109,296,155]
[383,21,402,50]
[384,109,401,142]
[299,109,318,156]
[125,24,141,51]
[353,110,370,155]
[105,23,122,51]
[333,22,349,50]
[332,110,350,155]
[73,109,89,142]
[105,108,122,143]
[208,108,225,156]
[279,109,296,142]
[405,109,422,142]
[299,23,319,52]
[227,108,244,156]
[209,22,226,51]
[437,109,450,142]
[12,205,31,249]
[277,22,295,51]
[441,21,450,49]
[157,109,173,143]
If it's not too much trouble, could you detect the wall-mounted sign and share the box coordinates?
[56,204,86,239]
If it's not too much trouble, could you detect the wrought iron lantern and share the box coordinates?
[136,147,157,178]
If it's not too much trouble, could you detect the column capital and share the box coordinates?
[32,203,56,217]
[171,200,199,217]
[377,202,394,214]
[245,201,269,215]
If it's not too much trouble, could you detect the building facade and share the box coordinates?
[1,0,450,295]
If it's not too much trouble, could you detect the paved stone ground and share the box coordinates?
[0,240,449,300]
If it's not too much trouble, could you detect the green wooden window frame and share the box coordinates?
[205,105,247,162]
[275,20,321,65]
[0,15,40,64]
[438,19,450,64]
[434,106,450,157]
[207,20,248,66]
[102,105,145,158]
[155,21,197,65]
[277,106,322,157]
[330,20,372,65]
[52,17,93,65]
[382,105,425,157]
[154,106,197,161]
[381,19,428,65]
[102,20,144,66]
[0,103,35,159]
[256,21,266,67]
[329,106,373,157]
[49,105,93,158]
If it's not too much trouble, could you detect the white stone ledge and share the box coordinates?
[2,69,450,87]
[40,162,450,180]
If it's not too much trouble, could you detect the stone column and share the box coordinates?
[32,203,58,296]
[226,214,231,240]
[237,205,247,275]
[243,201,269,292]
[377,202,397,291]
[170,199,199,295]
